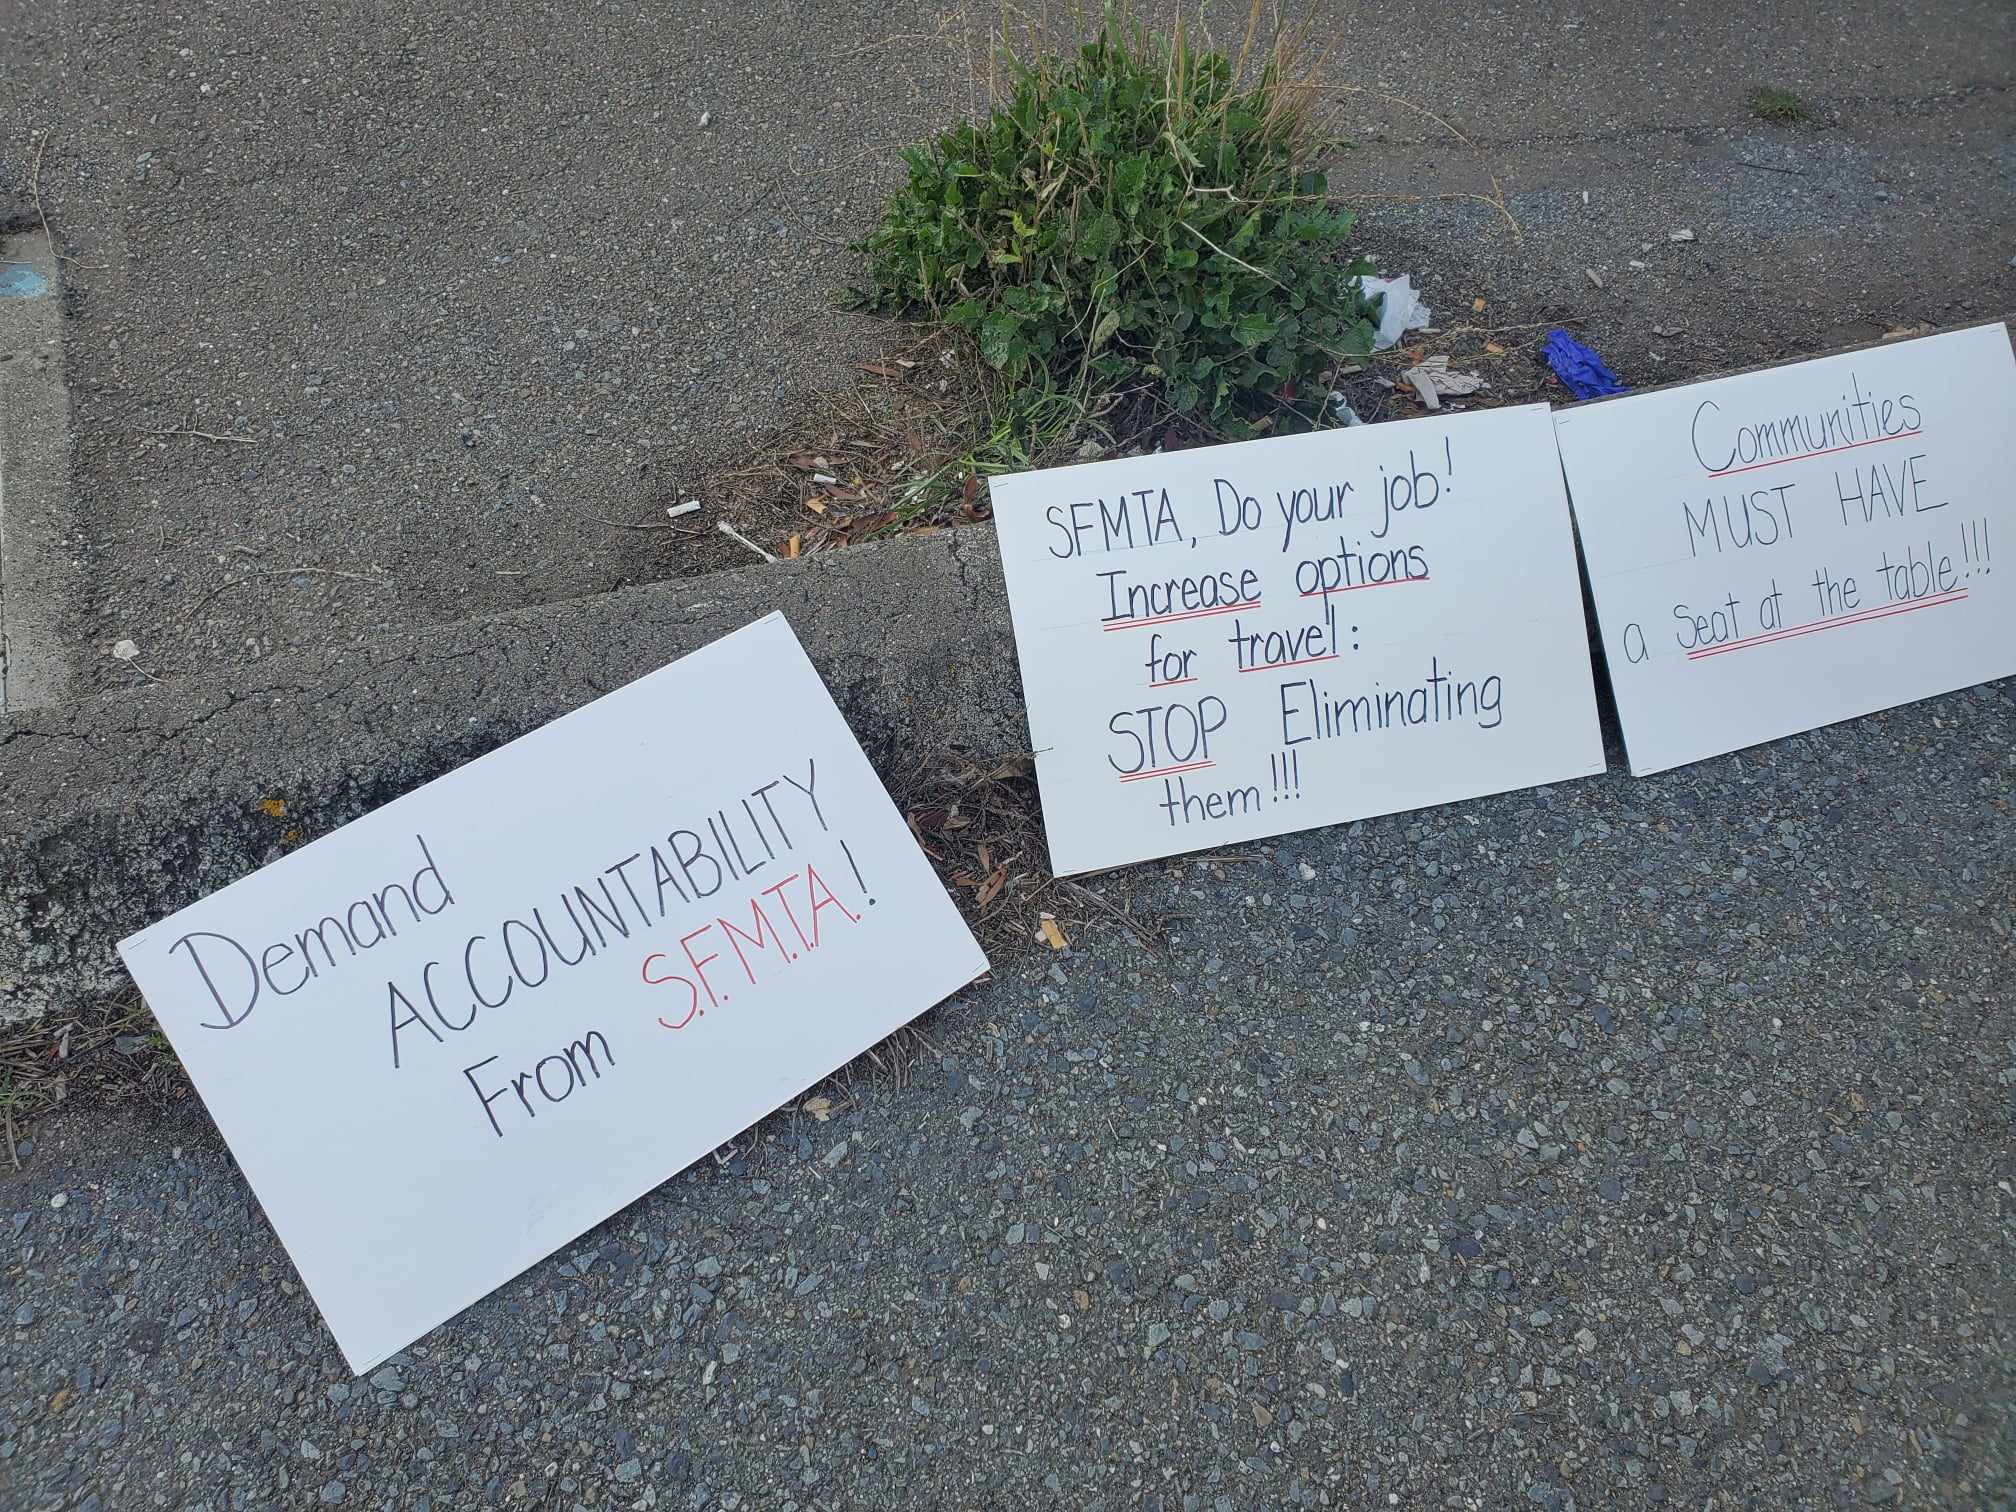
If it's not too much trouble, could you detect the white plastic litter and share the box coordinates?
[1396,355,1487,411]
[1328,391,1366,426]
[1362,274,1431,351]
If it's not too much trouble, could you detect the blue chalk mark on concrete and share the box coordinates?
[0,266,51,299]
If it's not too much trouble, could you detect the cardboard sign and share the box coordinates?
[1554,323,2016,774]
[989,405,1606,875]
[118,614,987,1373]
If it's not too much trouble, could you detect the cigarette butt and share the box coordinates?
[666,500,702,519]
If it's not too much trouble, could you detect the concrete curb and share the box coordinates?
[0,526,1022,1027]
[8,316,2014,1029]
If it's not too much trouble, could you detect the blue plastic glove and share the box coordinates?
[1544,329,1627,399]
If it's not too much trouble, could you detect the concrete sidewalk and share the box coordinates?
[3,0,2012,697]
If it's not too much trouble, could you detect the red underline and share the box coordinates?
[1118,759,1216,783]
[1103,600,1261,631]
[1706,429,1920,479]
[1687,588,1967,659]
[1239,653,1339,674]
[1149,676,1198,688]
[1299,576,1430,599]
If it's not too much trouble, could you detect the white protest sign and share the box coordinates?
[1554,322,2016,775]
[118,613,987,1373]
[989,405,1606,875]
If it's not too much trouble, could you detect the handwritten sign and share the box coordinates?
[117,614,987,1373]
[1554,323,2016,775]
[989,405,1606,875]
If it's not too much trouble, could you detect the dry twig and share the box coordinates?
[141,425,257,446]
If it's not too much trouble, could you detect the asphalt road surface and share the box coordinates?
[5,684,2013,1508]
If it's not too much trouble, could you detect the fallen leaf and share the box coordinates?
[802,1095,832,1122]
[1038,915,1068,951]
[1072,1288,1091,1312]
[1485,341,1507,355]
[803,497,827,515]
[259,798,287,818]
[48,1388,72,1414]
[855,361,905,378]
[1472,297,1486,313]
[974,866,1008,908]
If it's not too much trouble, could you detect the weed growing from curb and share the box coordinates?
[851,5,1375,439]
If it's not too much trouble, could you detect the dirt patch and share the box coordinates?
[677,327,1009,562]
[0,996,188,1166]
[664,300,1612,572]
